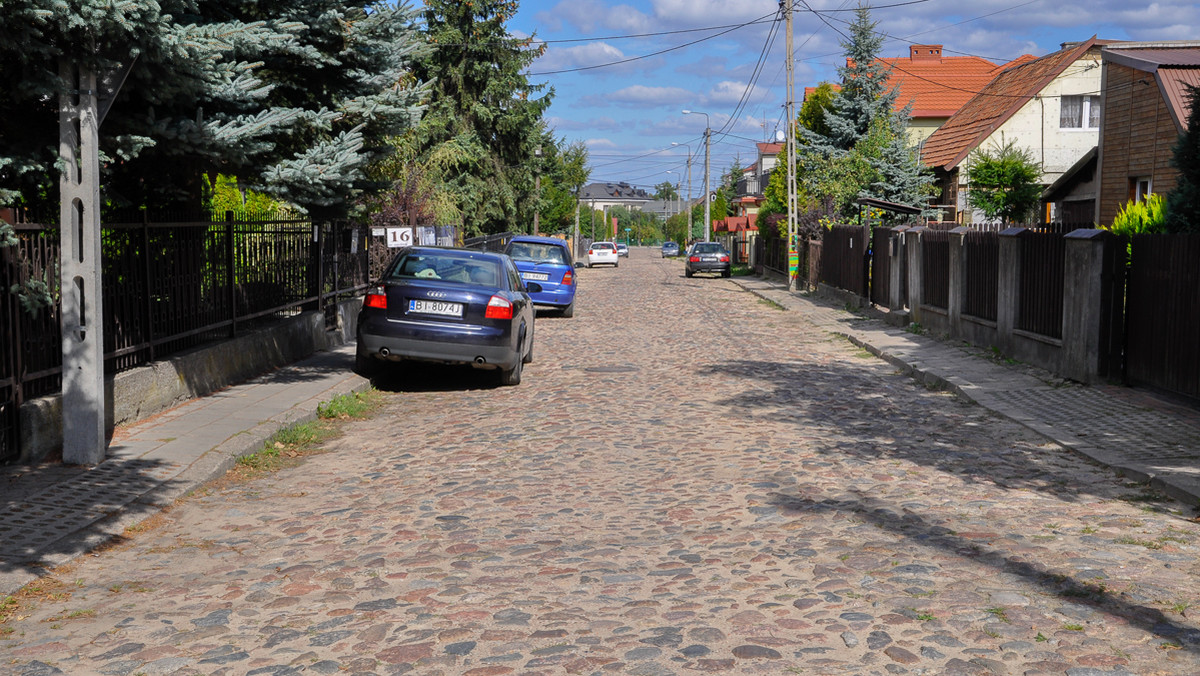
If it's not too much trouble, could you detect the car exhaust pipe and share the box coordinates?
[380,348,390,357]
[474,356,486,364]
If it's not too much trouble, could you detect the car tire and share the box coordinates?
[500,350,523,386]
[522,334,534,364]
[722,269,731,278]
[560,300,575,318]
[353,346,380,378]
[685,269,693,278]
[587,262,593,268]
[615,262,619,268]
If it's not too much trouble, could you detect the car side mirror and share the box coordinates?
[525,282,543,294]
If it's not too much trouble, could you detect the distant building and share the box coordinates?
[579,182,653,212]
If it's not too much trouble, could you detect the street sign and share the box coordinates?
[624,227,631,232]
[386,227,414,248]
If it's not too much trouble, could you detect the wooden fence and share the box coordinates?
[1125,234,1200,398]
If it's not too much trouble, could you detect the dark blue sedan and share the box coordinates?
[355,247,537,385]
[504,235,577,317]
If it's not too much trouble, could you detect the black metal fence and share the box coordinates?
[870,227,892,307]
[1016,230,1065,339]
[0,213,372,464]
[962,230,999,322]
[820,226,869,296]
[920,229,950,310]
[1125,234,1200,398]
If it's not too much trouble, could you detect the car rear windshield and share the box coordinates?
[692,243,724,254]
[593,243,615,250]
[388,252,501,286]
[508,241,569,265]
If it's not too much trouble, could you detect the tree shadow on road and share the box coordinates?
[763,488,1200,656]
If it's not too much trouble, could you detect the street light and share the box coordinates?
[682,109,710,242]
[671,142,694,244]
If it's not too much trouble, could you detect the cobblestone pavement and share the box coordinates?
[3,249,1200,675]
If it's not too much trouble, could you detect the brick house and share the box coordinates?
[1095,42,1200,225]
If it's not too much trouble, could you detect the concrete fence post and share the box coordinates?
[997,227,1026,352]
[948,226,970,340]
[1062,229,1115,383]
[890,226,909,311]
[905,226,926,326]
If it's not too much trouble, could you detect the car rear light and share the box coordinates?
[484,294,513,319]
[562,270,574,286]
[689,256,700,262]
[720,255,730,262]
[364,284,387,309]
[588,250,594,255]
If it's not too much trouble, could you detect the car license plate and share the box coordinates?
[702,255,717,261]
[409,299,462,317]
[522,272,549,282]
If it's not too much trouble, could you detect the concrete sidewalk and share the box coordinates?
[0,344,368,595]
[731,275,1200,511]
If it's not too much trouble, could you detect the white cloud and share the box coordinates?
[585,138,619,149]
[534,42,629,73]
[583,84,697,108]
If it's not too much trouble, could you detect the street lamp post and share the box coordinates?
[682,110,710,242]
[665,170,677,220]
[671,142,693,244]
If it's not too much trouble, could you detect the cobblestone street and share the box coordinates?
[3,248,1200,675]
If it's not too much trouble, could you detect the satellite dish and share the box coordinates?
[774,129,785,142]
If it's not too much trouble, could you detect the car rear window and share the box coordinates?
[594,243,615,250]
[693,243,723,254]
[388,252,501,286]
[508,241,568,265]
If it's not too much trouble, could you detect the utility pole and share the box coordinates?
[784,0,799,292]
[682,110,711,241]
[573,195,580,258]
[672,142,694,243]
[534,146,543,236]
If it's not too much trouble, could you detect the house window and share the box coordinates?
[1129,177,1152,203]
[1060,95,1101,129]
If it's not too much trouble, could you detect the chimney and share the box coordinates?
[910,45,943,61]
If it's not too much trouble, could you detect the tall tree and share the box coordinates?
[411,0,553,235]
[798,5,931,220]
[0,0,429,216]
[1165,84,1200,233]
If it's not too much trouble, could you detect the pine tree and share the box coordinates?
[411,0,553,236]
[1165,84,1200,233]
[0,0,428,216]
[797,5,931,220]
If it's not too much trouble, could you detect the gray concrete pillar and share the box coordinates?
[1062,229,1114,383]
[59,62,107,465]
[948,226,970,339]
[905,226,926,325]
[997,227,1026,353]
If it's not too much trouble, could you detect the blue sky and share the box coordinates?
[495,0,1199,196]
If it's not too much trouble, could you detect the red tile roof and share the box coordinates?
[921,38,1103,170]
[757,142,783,156]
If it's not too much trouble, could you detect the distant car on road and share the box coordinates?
[504,235,576,318]
[616,243,629,257]
[355,246,536,385]
[685,242,732,278]
[586,241,619,268]
[661,241,680,257]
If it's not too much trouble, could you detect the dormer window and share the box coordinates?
[1060,95,1101,130]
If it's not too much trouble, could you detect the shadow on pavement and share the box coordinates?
[0,458,184,581]
[765,489,1200,655]
[368,362,503,393]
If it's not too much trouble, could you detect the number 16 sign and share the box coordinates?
[386,227,414,248]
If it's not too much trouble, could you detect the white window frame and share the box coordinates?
[1060,94,1101,131]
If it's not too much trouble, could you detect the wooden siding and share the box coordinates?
[1098,62,1182,225]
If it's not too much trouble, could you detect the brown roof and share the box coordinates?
[757,142,783,156]
[1102,44,1200,131]
[921,37,1103,170]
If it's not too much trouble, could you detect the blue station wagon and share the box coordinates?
[504,235,577,317]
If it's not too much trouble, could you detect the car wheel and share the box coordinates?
[587,262,593,268]
[721,269,731,278]
[500,350,523,386]
[522,334,534,364]
[353,345,380,378]
[560,300,575,318]
[614,262,619,268]
[685,269,693,278]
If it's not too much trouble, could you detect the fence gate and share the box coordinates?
[0,244,18,463]
[1125,234,1200,398]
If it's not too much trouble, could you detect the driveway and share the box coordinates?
[3,248,1199,675]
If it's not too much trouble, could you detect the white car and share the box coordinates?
[586,241,619,268]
